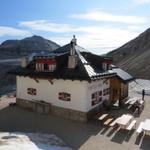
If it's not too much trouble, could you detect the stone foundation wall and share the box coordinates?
[16,98,88,122]
[16,98,34,111]
[16,98,51,114]
[87,103,104,120]
[51,105,87,122]
[16,98,103,122]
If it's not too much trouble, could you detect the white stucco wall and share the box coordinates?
[17,76,110,113]
[17,76,88,112]
[86,79,110,111]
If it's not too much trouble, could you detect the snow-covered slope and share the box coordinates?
[129,79,150,95]
[0,132,72,150]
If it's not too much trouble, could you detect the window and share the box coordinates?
[44,63,49,70]
[58,92,71,101]
[91,91,102,106]
[103,79,109,85]
[27,88,36,95]
[103,88,110,96]
[99,91,102,96]
[107,63,109,70]
[36,63,44,71]
[36,59,57,72]
[102,62,107,71]
[49,64,56,72]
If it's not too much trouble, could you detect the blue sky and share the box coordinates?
[0,0,150,54]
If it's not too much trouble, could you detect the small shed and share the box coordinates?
[110,65,134,103]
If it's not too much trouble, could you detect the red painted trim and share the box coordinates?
[103,60,112,64]
[36,59,57,64]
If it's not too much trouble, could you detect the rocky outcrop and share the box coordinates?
[107,28,150,79]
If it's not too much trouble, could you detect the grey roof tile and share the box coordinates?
[112,67,134,83]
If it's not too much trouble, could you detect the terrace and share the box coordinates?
[0,82,149,150]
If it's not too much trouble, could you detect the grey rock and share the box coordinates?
[107,28,150,79]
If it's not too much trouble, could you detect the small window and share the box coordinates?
[103,79,109,84]
[91,93,95,99]
[103,88,110,96]
[36,63,44,71]
[44,63,49,70]
[59,92,71,101]
[27,88,36,95]
[36,59,57,72]
[107,64,109,70]
[91,91,102,106]
[49,64,56,72]
[102,62,107,71]
[99,91,102,96]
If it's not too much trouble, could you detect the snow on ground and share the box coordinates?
[0,132,72,150]
[129,79,150,95]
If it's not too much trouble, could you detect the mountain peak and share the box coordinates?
[23,35,45,41]
[0,35,60,51]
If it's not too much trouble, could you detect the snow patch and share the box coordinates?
[0,132,72,150]
[129,79,150,95]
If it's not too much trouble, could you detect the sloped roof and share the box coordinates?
[9,43,116,81]
[112,66,135,83]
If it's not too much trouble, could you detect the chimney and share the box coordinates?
[21,56,28,68]
[68,35,77,69]
[70,35,76,55]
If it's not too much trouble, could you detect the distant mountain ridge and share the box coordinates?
[107,28,150,79]
[0,35,60,59]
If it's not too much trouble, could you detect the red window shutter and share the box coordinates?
[59,92,71,101]
[103,89,106,96]
[99,97,102,102]
[99,91,102,96]
[91,91,103,106]
[27,88,36,95]
[58,92,62,99]
[32,89,36,95]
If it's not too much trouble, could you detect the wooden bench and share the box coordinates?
[109,118,120,127]
[103,118,113,125]
[126,120,137,130]
[136,122,144,137]
[127,104,132,110]
[125,99,131,104]
[133,108,138,114]
[125,97,137,104]
[98,114,108,121]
